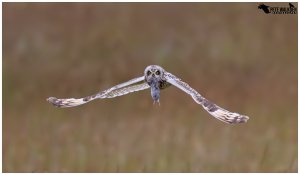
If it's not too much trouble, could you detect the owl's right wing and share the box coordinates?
[164,72,249,124]
[47,76,150,108]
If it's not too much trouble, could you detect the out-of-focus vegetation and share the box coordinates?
[3,3,297,172]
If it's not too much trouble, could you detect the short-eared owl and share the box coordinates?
[47,65,249,124]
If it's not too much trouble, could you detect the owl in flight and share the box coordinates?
[47,65,249,124]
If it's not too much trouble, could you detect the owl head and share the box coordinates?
[144,65,165,82]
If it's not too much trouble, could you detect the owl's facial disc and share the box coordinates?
[144,65,164,77]
[145,69,163,81]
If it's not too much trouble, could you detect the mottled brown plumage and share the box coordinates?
[47,65,249,124]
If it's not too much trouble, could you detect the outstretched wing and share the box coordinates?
[47,76,149,108]
[164,72,249,124]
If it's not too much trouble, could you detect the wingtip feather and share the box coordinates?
[209,109,249,124]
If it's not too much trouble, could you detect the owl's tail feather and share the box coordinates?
[47,95,96,108]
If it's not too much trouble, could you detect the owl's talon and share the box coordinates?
[153,100,160,106]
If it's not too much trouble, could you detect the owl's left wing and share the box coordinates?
[47,76,150,108]
[164,72,249,124]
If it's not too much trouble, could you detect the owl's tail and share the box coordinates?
[47,95,96,108]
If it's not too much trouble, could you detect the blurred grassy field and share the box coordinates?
[3,2,297,172]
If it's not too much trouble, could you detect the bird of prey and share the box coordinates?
[258,4,271,14]
[47,65,249,124]
[289,3,295,8]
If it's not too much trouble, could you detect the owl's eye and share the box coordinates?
[147,70,151,76]
[155,70,161,75]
